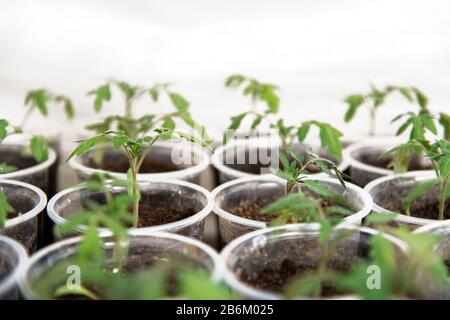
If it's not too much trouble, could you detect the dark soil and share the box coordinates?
[374,180,450,220]
[63,189,204,228]
[82,147,189,174]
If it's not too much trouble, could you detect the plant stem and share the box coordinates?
[439,177,448,220]
[20,105,34,128]
[369,107,376,136]
[131,162,139,228]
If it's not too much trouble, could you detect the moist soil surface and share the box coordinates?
[136,205,196,227]
[375,180,450,220]
[227,192,349,223]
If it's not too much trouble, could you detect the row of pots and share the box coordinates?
[2,219,450,299]
[1,170,444,254]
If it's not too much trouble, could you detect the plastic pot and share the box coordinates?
[0,180,47,252]
[0,235,28,300]
[212,138,349,184]
[19,231,221,300]
[365,171,447,229]
[344,137,431,187]
[212,175,373,246]
[48,179,213,240]
[220,224,407,299]
[68,140,210,185]
[414,221,450,299]
[0,141,57,195]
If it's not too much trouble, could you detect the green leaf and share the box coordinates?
[162,116,176,130]
[370,85,385,108]
[179,270,234,300]
[344,95,365,122]
[168,92,189,112]
[297,122,311,142]
[0,191,14,229]
[259,84,280,113]
[412,87,428,109]
[88,84,111,112]
[437,155,450,178]
[0,119,8,139]
[77,221,103,267]
[0,163,17,174]
[63,98,75,119]
[57,212,91,235]
[317,123,343,159]
[303,180,339,200]
[250,114,263,129]
[66,134,107,161]
[403,179,439,210]
[149,87,159,102]
[439,113,450,140]
[30,135,49,163]
[420,114,437,135]
[365,212,398,224]
[398,87,413,102]
[225,74,245,88]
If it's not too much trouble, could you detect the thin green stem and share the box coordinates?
[369,106,376,136]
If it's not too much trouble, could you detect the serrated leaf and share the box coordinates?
[317,123,343,159]
[168,92,189,112]
[297,121,311,142]
[30,135,49,163]
[225,74,245,88]
[344,95,365,122]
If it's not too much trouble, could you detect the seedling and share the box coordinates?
[260,148,351,226]
[224,75,343,159]
[285,221,448,299]
[385,139,450,220]
[86,80,209,142]
[343,84,434,136]
[67,128,209,227]
[0,89,73,172]
[0,190,14,229]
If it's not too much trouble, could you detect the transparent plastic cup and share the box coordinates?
[414,221,450,299]
[0,235,28,300]
[0,141,57,195]
[19,230,221,300]
[220,224,407,299]
[68,140,210,185]
[47,179,213,240]
[212,174,373,246]
[212,138,349,184]
[365,171,444,229]
[344,137,431,187]
[0,180,47,252]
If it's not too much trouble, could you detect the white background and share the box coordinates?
[1,0,450,147]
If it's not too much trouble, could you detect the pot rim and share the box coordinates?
[47,178,213,234]
[0,141,57,180]
[211,174,373,228]
[19,230,222,300]
[68,140,210,180]
[343,136,405,176]
[211,138,349,180]
[219,223,408,300]
[1,179,47,229]
[414,219,450,234]
[0,235,28,296]
[364,170,442,226]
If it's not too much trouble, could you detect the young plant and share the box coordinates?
[67,128,209,227]
[0,190,14,229]
[86,79,209,142]
[385,139,450,220]
[0,89,72,172]
[224,74,343,159]
[260,148,351,226]
[343,84,431,136]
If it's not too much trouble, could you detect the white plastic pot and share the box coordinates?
[343,137,430,187]
[0,140,57,194]
[220,224,407,299]
[19,230,221,300]
[212,174,373,246]
[0,235,28,300]
[47,179,213,240]
[68,140,210,185]
[365,171,445,229]
[0,180,47,252]
[212,138,349,184]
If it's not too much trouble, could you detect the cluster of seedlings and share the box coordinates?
[0,75,449,300]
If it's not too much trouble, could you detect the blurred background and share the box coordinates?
[1,0,449,152]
